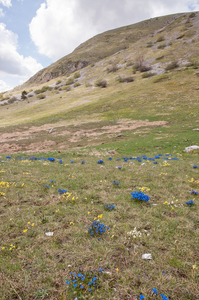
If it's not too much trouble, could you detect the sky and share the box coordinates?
[0,0,199,93]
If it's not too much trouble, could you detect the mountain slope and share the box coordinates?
[23,12,192,85]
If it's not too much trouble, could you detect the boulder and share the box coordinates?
[184,145,199,152]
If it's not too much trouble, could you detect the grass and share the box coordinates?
[0,147,199,299]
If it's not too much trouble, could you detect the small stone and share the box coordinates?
[184,145,199,152]
[49,128,54,134]
[142,253,152,260]
[45,232,53,236]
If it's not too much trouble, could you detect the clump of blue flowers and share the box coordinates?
[58,189,67,194]
[191,190,198,195]
[139,289,169,300]
[66,269,103,295]
[47,157,55,162]
[131,191,150,202]
[185,199,195,207]
[104,203,115,211]
[112,180,120,186]
[97,160,104,164]
[88,221,109,236]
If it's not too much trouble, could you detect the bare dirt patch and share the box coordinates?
[0,119,167,153]
[70,119,167,139]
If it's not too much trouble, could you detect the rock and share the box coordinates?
[184,145,199,152]
[192,128,199,131]
[45,232,53,236]
[108,150,116,155]
[49,128,54,134]
[117,134,124,137]
[142,253,152,260]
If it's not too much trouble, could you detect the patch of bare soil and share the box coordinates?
[69,119,167,140]
[0,119,167,153]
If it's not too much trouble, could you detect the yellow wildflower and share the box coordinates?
[23,229,27,233]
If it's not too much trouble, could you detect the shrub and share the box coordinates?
[156,36,165,42]
[133,55,151,72]
[165,61,179,71]
[90,63,95,67]
[153,75,170,83]
[158,44,166,49]
[95,79,107,88]
[133,55,144,71]
[106,63,118,73]
[56,80,62,85]
[142,72,156,78]
[73,72,80,79]
[62,86,71,91]
[146,41,153,48]
[85,82,92,88]
[36,94,46,100]
[189,12,196,18]
[65,78,74,85]
[140,65,152,72]
[8,97,17,104]
[74,82,81,88]
[117,76,134,83]
[126,61,134,67]
[156,55,164,60]
[34,86,52,94]
[21,90,27,100]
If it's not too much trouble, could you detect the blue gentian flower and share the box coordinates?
[153,288,158,295]
[131,191,150,202]
[191,191,198,195]
[47,158,55,162]
[185,200,195,207]
[97,160,104,164]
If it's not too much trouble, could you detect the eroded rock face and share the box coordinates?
[184,145,199,152]
[26,60,89,84]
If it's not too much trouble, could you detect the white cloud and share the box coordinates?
[0,0,11,7]
[0,22,43,84]
[0,79,12,92]
[29,0,198,61]
[0,8,4,17]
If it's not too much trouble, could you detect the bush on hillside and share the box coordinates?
[34,86,52,94]
[107,63,119,73]
[36,94,46,100]
[74,82,81,88]
[95,79,107,88]
[156,36,165,43]
[117,76,134,83]
[8,97,17,104]
[65,78,74,85]
[21,90,27,100]
[157,44,166,49]
[142,72,156,78]
[56,80,62,85]
[73,72,80,79]
[165,61,179,71]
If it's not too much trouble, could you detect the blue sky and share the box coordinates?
[0,0,198,92]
